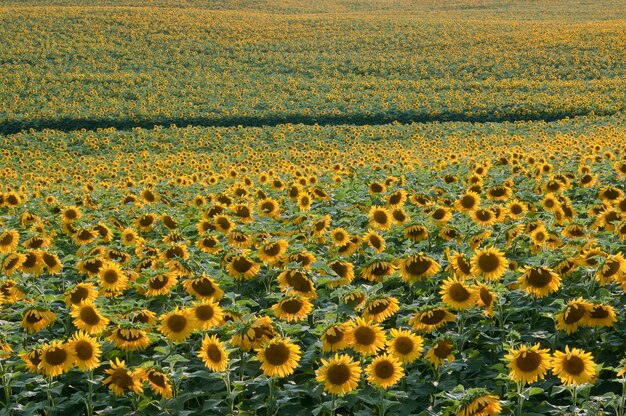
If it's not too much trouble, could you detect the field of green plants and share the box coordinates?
[1,1,626,415]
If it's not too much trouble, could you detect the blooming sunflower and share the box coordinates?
[226,254,260,280]
[316,354,362,396]
[159,307,197,343]
[2,253,25,277]
[399,254,441,283]
[470,208,498,227]
[360,260,396,282]
[455,191,481,212]
[403,224,429,242]
[471,247,508,281]
[257,337,301,378]
[457,390,501,416]
[145,271,178,297]
[410,307,456,333]
[39,340,76,377]
[198,334,229,372]
[140,368,173,399]
[551,346,597,386]
[363,229,386,253]
[182,274,224,301]
[426,339,455,369]
[440,277,476,310]
[277,269,316,298]
[585,303,617,328]
[257,240,288,264]
[272,295,313,322]
[71,302,110,334]
[350,318,386,355]
[41,251,63,274]
[330,228,350,247]
[20,250,44,276]
[20,348,43,374]
[386,329,423,364]
[230,316,277,352]
[321,322,354,352]
[368,206,393,230]
[187,298,223,330]
[446,249,473,279]
[361,296,399,323]
[518,266,561,298]
[327,260,355,287]
[21,308,56,333]
[366,353,404,389]
[505,344,551,385]
[0,229,19,253]
[595,252,626,284]
[474,283,497,316]
[98,261,129,292]
[69,331,102,371]
[108,327,152,351]
[64,282,99,306]
[103,358,144,397]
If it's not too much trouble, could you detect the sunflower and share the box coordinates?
[0,278,24,302]
[404,224,429,242]
[338,237,360,257]
[368,206,393,230]
[555,297,591,334]
[474,283,497,316]
[554,257,579,277]
[469,230,492,250]
[108,327,151,351]
[98,261,129,292]
[188,299,223,330]
[361,260,396,282]
[20,348,43,374]
[182,274,224,301]
[551,346,597,386]
[321,322,354,352]
[440,277,476,310]
[257,337,301,378]
[362,296,399,323]
[2,252,25,276]
[363,229,386,253]
[365,353,404,389]
[311,215,332,236]
[230,316,277,352]
[446,249,473,279]
[577,246,607,268]
[386,329,423,364]
[470,208,497,227]
[505,344,551,385]
[71,302,109,334]
[144,271,178,297]
[470,247,508,281]
[103,358,144,397]
[258,240,288,264]
[120,228,142,247]
[277,269,316,298]
[350,318,386,355]
[518,266,561,298]
[20,250,44,276]
[455,191,481,212]
[226,254,260,280]
[61,206,82,223]
[595,253,626,284]
[127,309,157,325]
[327,260,355,287]
[159,308,197,343]
[272,295,313,322]
[198,334,229,372]
[429,206,453,223]
[41,251,63,275]
[69,331,102,371]
[77,257,104,277]
[426,339,455,369]
[196,235,221,254]
[399,254,441,283]
[316,354,362,396]
[39,340,76,377]
[330,228,350,247]
[586,303,617,328]
[387,189,407,207]
[21,308,56,333]
[506,199,527,219]
[0,229,19,253]
[258,198,280,218]
[140,368,173,399]
[457,391,501,416]
[94,222,113,242]
[410,308,456,333]
[231,203,254,223]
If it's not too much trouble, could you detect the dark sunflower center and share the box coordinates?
[370,262,391,276]
[111,368,134,388]
[420,309,446,325]
[285,271,313,292]
[460,195,476,208]
[30,351,42,366]
[434,342,452,358]
[327,363,351,385]
[117,330,143,342]
[563,355,585,375]
[261,202,276,212]
[75,340,94,360]
[330,262,350,278]
[405,257,432,275]
[191,279,216,296]
[264,243,282,256]
[206,344,222,362]
[394,337,414,355]
[70,286,89,304]
[264,343,291,366]
[281,299,304,314]
[149,276,170,290]
[432,209,446,220]
[0,233,14,245]
[233,257,253,273]
[374,360,395,379]
[603,188,620,200]
[449,283,471,302]
[334,232,346,242]
[516,351,542,372]
[148,372,167,388]
[526,268,553,288]
[511,204,523,214]
[603,260,620,277]
[236,207,250,217]
[370,183,383,193]
[324,329,344,344]
[42,253,58,268]
[80,306,101,325]
[367,300,391,315]
[103,270,119,284]
[167,315,188,333]
[25,311,43,323]
[201,238,217,248]
[139,216,154,227]
[589,306,609,319]
[373,211,388,224]
[165,246,184,259]
[45,347,68,366]
[22,253,38,268]
[354,326,376,346]
[4,256,20,270]
[475,209,493,221]
[392,210,406,222]
[195,305,215,321]
[479,287,493,306]
[477,253,500,273]
[456,257,472,275]
[389,193,402,205]
[369,236,383,248]
[564,304,587,324]
[84,259,103,273]
[216,217,232,230]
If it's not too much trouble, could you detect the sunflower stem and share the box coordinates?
[86,370,94,416]
[224,370,234,415]
[516,380,524,416]
[330,394,336,416]
[618,379,626,416]
[46,377,55,411]
[378,388,386,416]
[570,385,578,415]
[268,377,275,416]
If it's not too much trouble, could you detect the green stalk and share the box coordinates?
[516,381,524,416]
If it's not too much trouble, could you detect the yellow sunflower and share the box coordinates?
[321,322,354,352]
[71,302,110,334]
[350,318,386,355]
[198,334,230,372]
[182,274,224,301]
[471,247,508,281]
[159,307,197,343]
[64,282,99,306]
[226,254,260,280]
[586,303,617,328]
[386,329,423,364]
[363,229,386,253]
[368,206,393,230]
[140,368,173,399]
[316,354,362,396]
[327,260,355,287]
[366,353,404,389]
[455,191,481,212]
[272,295,313,322]
[187,298,223,330]
[108,327,152,351]
[518,266,561,298]
[361,296,399,323]
[257,240,288,264]
[21,308,56,333]
[555,297,591,334]
[399,254,441,283]
[98,261,129,292]
[103,358,144,397]
[474,283,497,316]
[504,344,551,385]
[0,229,19,253]
[426,339,455,369]
[551,346,597,386]
[410,308,456,333]
[440,277,476,310]
[257,337,301,378]
[69,331,102,371]
[457,391,501,416]
[39,340,76,377]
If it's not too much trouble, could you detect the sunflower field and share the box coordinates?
[1,1,626,415]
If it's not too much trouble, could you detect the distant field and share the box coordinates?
[1,1,626,416]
